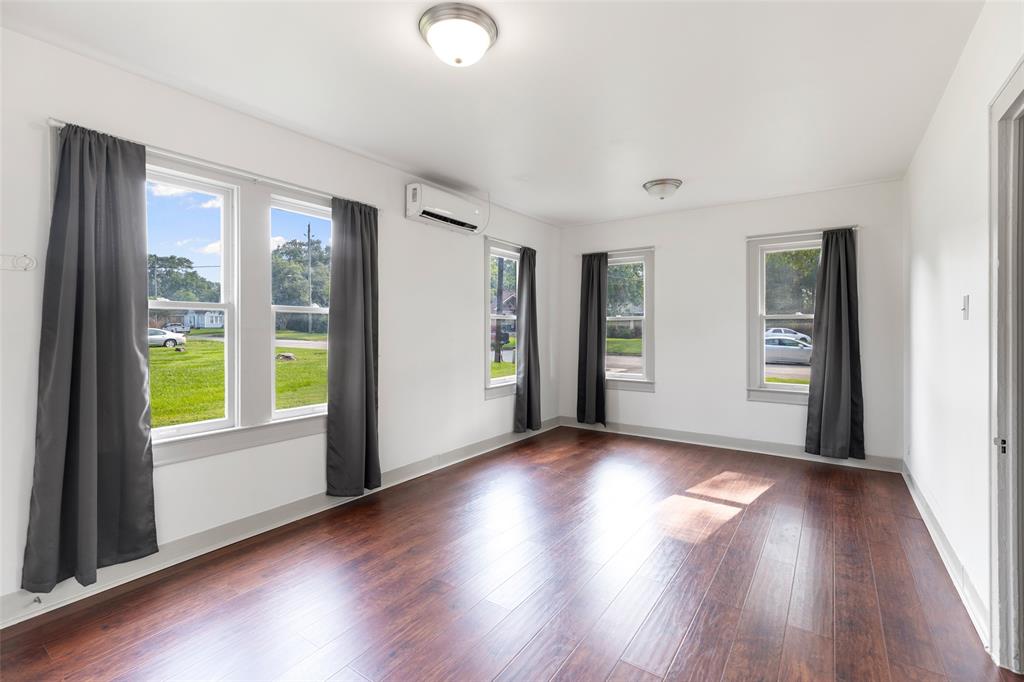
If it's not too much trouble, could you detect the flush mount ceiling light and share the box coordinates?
[419,3,498,67]
[642,178,683,200]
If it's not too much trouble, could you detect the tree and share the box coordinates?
[272,236,331,332]
[765,249,819,315]
[607,263,644,319]
[148,254,220,302]
[489,256,518,361]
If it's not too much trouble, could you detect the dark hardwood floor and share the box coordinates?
[1,427,1017,681]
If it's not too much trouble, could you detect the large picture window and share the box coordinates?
[146,168,235,436]
[270,196,331,416]
[747,233,821,403]
[606,250,654,385]
[486,241,519,389]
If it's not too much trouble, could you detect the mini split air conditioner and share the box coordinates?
[405,183,489,235]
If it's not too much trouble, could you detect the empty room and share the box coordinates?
[2,1,1024,680]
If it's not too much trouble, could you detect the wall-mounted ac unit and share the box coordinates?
[405,183,489,235]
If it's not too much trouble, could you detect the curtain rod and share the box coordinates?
[745,225,859,241]
[46,117,379,210]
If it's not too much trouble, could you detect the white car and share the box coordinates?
[148,328,187,347]
[765,334,812,364]
[765,327,811,343]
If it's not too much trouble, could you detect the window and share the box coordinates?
[747,233,821,403]
[486,240,519,390]
[606,250,654,385]
[270,197,331,416]
[146,169,236,436]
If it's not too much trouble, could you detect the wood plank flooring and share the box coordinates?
[0,427,1018,681]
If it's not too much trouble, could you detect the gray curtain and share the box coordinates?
[327,198,381,496]
[577,253,608,425]
[806,228,865,459]
[22,125,158,593]
[514,246,541,432]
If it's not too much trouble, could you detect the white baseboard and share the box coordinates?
[901,465,991,648]
[558,417,903,472]
[0,418,560,631]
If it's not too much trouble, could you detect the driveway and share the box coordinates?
[193,335,329,350]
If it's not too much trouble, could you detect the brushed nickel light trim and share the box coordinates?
[642,178,683,200]
[419,3,498,67]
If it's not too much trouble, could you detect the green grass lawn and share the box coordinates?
[148,339,328,428]
[149,339,225,428]
[275,346,328,409]
[274,329,328,342]
[765,376,810,385]
[490,361,515,379]
[606,337,641,356]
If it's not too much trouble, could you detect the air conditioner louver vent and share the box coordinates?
[420,210,477,231]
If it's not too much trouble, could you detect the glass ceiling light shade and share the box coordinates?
[419,3,498,67]
[642,178,683,200]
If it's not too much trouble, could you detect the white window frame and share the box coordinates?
[746,232,821,405]
[606,249,655,390]
[146,165,239,439]
[269,194,332,420]
[485,238,520,396]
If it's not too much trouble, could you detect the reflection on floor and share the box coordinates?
[0,427,1014,681]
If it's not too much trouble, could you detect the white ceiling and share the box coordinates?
[2,1,981,226]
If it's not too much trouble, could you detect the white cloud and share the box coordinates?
[175,238,198,247]
[147,182,189,197]
[196,240,221,255]
[199,197,223,209]
[270,236,286,251]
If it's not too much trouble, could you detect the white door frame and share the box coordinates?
[990,55,1024,674]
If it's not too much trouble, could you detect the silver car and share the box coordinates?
[765,334,811,364]
[148,328,187,347]
[765,327,811,343]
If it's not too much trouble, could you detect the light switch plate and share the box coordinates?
[962,294,970,320]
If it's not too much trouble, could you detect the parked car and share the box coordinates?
[765,327,811,343]
[162,322,190,334]
[148,328,187,347]
[765,334,811,364]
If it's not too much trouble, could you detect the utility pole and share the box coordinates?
[307,223,313,333]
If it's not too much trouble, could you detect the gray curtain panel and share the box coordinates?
[805,227,865,459]
[22,125,158,593]
[514,246,541,432]
[327,198,381,496]
[577,253,608,425]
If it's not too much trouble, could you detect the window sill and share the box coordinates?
[485,382,516,400]
[747,387,809,405]
[153,413,326,467]
[607,378,655,393]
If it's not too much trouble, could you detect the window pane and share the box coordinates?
[608,262,644,316]
[763,318,813,386]
[606,319,643,375]
[271,207,332,307]
[147,308,225,428]
[489,318,516,382]
[275,312,329,410]
[146,180,223,303]
[490,254,518,316]
[764,248,819,315]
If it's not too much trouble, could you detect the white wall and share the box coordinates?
[0,30,560,600]
[905,0,1024,625]
[556,181,906,459]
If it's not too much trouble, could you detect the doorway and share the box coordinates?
[991,56,1024,674]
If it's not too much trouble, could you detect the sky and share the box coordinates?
[146,181,332,285]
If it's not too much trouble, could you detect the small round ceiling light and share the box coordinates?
[642,178,683,200]
[419,3,498,67]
